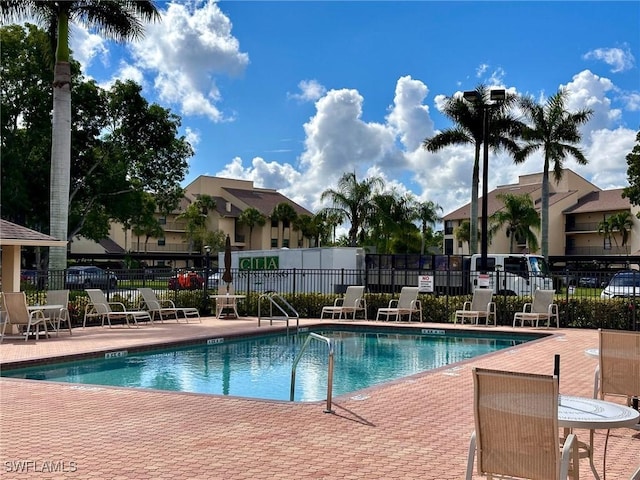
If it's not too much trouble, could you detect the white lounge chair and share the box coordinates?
[138,288,201,323]
[376,286,422,322]
[321,286,367,320]
[595,329,640,411]
[0,292,49,341]
[466,367,577,480]
[513,289,559,327]
[83,289,151,328]
[454,288,496,326]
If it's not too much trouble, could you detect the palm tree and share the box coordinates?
[423,84,521,255]
[515,89,593,258]
[0,1,160,272]
[320,171,384,246]
[601,211,634,254]
[454,220,472,252]
[415,200,443,255]
[489,193,540,253]
[238,207,266,249]
[271,203,298,248]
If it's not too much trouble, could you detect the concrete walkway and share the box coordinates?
[1,317,638,479]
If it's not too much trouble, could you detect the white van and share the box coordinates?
[469,254,554,296]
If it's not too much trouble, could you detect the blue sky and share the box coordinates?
[69,0,639,225]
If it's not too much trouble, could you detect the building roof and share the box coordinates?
[563,188,630,214]
[98,238,126,254]
[443,183,543,220]
[211,196,244,218]
[0,219,67,247]
[223,187,313,217]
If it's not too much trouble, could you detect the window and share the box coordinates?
[444,238,453,254]
[282,239,290,248]
[158,217,166,225]
[157,238,166,246]
[271,219,278,228]
[271,238,278,248]
[444,221,454,235]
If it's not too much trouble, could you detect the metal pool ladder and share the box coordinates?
[257,291,300,334]
[290,332,335,413]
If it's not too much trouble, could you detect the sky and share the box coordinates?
[68,0,640,228]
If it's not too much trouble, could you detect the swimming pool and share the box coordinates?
[1,326,540,402]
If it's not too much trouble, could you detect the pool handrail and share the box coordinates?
[257,291,299,333]
[290,332,334,413]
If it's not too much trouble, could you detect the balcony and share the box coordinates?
[565,221,600,232]
[130,243,196,253]
[565,245,629,256]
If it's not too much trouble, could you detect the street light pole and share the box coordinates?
[463,88,505,275]
[203,245,211,315]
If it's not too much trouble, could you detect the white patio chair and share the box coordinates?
[83,289,150,328]
[466,367,577,480]
[1,292,49,341]
[376,286,422,322]
[454,288,496,326]
[46,289,73,336]
[138,288,201,323]
[513,289,559,327]
[321,286,367,320]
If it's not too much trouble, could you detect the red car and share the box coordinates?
[168,270,204,290]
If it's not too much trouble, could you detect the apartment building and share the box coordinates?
[442,169,640,258]
[70,176,314,262]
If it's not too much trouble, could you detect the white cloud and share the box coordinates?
[126,0,249,121]
[583,46,635,73]
[69,24,109,71]
[288,80,327,103]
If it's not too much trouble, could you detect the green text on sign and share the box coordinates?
[239,256,279,270]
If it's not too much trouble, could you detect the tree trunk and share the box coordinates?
[48,60,72,274]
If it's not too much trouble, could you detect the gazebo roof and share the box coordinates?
[0,219,67,247]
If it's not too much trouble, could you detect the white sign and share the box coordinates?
[478,273,490,288]
[418,275,434,293]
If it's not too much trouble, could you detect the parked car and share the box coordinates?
[20,269,48,289]
[207,272,220,289]
[600,270,640,299]
[168,270,204,290]
[66,266,118,290]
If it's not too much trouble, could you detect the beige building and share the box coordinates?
[70,176,314,263]
[442,169,640,258]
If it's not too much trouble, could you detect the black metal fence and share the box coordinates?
[14,266,640,330]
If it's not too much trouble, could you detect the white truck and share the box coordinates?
[468,253,554,296]
[219,247,365,294]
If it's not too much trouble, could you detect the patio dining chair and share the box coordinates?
[1,292,49,342]
[595,329,640,419]
[138,288,201,323]
[454,288,496,326]
[513,289,559,328]
[375,286,422,322]
[321,286,367,320]
[466,367,577,480]
[83,289,151,328]
[45,289,73,336]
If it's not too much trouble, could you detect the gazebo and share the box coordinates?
[0,219,67,293]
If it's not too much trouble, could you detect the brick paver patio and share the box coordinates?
[1,317,638,479]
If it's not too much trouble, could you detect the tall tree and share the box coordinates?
[271,203,298,248]
[238,207,266,249]
[415,200,443,255]
[454,220,472,252]
[489,193,540,253]
[0,0,160,271]
[622,131,640,208]
[609,210,633,254]
[320,171,384,246]
[515,89,593,258]
[423,84,521,255]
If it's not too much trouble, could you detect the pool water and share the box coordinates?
[2,329,533,401]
